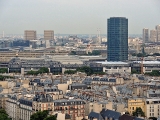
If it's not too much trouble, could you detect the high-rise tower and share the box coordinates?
[156,25,160,42]
[143,28,149,43]
[107,17,128,61]
[24,30,36,40]
[44,30,54,40]
[150,30,157,42]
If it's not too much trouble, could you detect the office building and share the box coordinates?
[107,17,128,61]
[24,30,36,40]
[150,29,157,42]
[44,30,54,40]
[143,28,149,43]
[156,25,160,42]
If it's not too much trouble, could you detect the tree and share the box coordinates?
[30,110,57,120]
[132,107,145,117]
[131,69,140,74]
[26,70,38,75]
[64,70,77,74]
[149,117,157,120]
[0,68,8,73]
[94,72,106,75]
[30,110,49,120]
[44,115,56,120]
[0,109,10,120]
[38,67,49,74]
[76,66,93,76]
[125,111,130,115]
[145,70,160,76]
[26,67,49,75]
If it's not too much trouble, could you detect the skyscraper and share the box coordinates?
[156,25,160,42]
[150,30,157,42]
[143,28,149,43]
[24,30,36,40]
[44,30,54,40]
[107,17,128,61]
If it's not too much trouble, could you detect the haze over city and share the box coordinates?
[1,0,160,120]
[0,0,160,34]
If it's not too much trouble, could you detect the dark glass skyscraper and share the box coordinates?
[107,17,128,61]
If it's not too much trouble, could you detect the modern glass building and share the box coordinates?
[107,17,128,61]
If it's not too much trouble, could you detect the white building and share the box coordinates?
[145,98,160,118]
[96,61,131,74]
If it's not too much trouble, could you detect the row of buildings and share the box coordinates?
[1,55,160,75]
[1,72,160,120]
[143,25,160,42]
[24,30,54,41]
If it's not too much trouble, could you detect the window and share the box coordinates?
[132,107,134,110]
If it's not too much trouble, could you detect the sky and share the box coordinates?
[0,0,160,35]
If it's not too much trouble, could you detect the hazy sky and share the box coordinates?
[0,0,160,34]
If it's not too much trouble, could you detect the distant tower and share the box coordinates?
[44,30,54,40]
[156,25,160,42]
[97,28,101,44]
[150,30,157,42]
[143,28,149,43]
[107,17,128,61]
[24,30,37,40]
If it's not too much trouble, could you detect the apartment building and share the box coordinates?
[53,99,86,120]
[156,25,160,42]
[150,30,157,42]
[32,93,54,114]
[144,98,160,118]
[19,98,33,120]
[44,30,54,40]
[143,28,149,43]
[24,30,37,40]
[128,98,145,115]
[6,95,19,120]
[91,77,124,85]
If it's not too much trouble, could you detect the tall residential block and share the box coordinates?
[24,30,36,40]
[150,30,157,42]
[156,25,160,42]
[143,28,149,43]
[107,17,128,61]
[44,30,54,40]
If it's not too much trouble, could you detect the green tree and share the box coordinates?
[92,50,101,55]
[64,70,77,74]
[131,69,140,74]
[44,115,56,120]
[30,110,49,120]
[145,70,160,76]
[149,117,157,120]
[26,70,38,75]
[132,107,145,117]
[38,67,49,74]
[26,67,49,75]
[0,68,8,73]
[76,66,93,76]
[136,53,143,57]
[0,75,14,81]
[0,109,10,120]
[94,72,106,75]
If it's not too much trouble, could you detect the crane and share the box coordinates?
[141,57,144,74]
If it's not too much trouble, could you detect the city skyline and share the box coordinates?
[0,0,160,34]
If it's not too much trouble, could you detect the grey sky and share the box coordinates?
[0,0,160,34]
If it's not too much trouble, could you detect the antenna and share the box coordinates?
[99,28,101,44]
